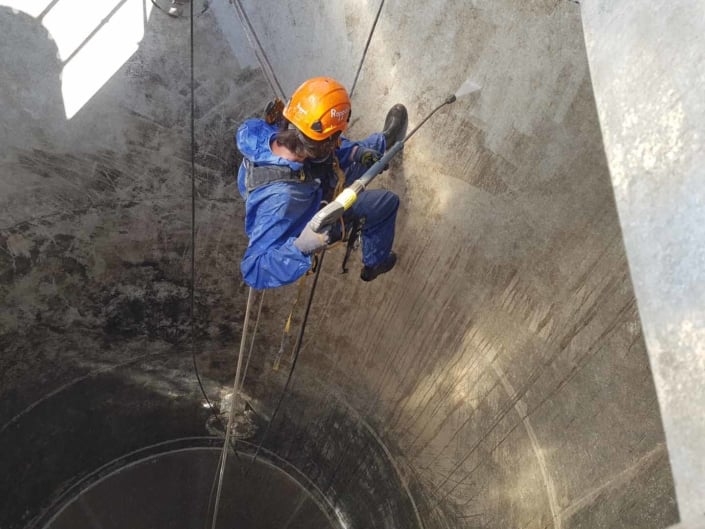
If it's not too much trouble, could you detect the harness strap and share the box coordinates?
[244,158,309,193]
[341,217,363,273]
[331,156,346,198]
[244,154,344,203]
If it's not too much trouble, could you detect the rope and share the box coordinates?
[249,250,327,467]
[179,2,254,526]
[157,0,401,525]
[186,0,215,437]
[232,0,286,99]
[241,290,265,383]
[331,155,347,198]
[350,0,385,98]
[177,0,247,450]
[273,276,309,371]
[183,3,220,524]
[196,0,388,518]
[210,285,256,529]
[199,4,289,523]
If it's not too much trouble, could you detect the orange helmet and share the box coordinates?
[283,77,351,141]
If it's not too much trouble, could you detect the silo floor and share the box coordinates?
[41,443,337,529]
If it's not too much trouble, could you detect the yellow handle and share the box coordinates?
[335,188,358,210]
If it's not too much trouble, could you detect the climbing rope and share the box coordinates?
[241,290,265,383]
[232,0,285,99]
[210,286,255,529]
[350,0,386,98]
[197,2,289,526]
[177,2,255,526]
[229,0,389,474]
[250,250,327,466]
[196,0,388,521]
[273,276,309,371]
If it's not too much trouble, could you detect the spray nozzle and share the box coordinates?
[445,94,457,105]
[454,79,482,100]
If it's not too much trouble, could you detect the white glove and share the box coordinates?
[294,221,331,255]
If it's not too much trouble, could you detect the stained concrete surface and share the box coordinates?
[0,0,693,528]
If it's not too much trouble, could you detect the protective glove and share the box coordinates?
[353,146,383,169]
[294,221,331,255]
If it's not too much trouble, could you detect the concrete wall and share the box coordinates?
[581,1,705,526]
[0,0,690,528]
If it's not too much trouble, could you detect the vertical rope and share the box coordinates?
[184,3,248,526]
[210,286,255,529]
[241,290,265,383]
[232,0,285,99]
[189,0,196,307]
[349,0,385,98]
[188,0,203,436]
[250,251,327,466]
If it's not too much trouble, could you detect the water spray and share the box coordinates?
[310,80,482,232]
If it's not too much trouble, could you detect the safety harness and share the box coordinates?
[243,155,345,199]
[243,151,347,202]
[243,158,310,193]
[243,151,353,276]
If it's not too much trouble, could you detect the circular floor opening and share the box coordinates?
[40,441,340,529]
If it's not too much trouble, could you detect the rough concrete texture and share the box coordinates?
[580,1,705,525]
[0,0,690,528]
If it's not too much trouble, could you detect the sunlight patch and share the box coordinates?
[60,0,152,118]
[43,0,128,61]
[1,0,153,119]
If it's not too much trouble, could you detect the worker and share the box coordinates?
[235,76,407,290]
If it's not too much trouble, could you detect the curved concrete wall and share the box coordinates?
[581,1,705,525]
[0,1,688,528]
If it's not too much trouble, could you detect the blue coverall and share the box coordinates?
[236,119,399,289]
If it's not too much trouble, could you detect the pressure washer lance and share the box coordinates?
[310,94,458,233]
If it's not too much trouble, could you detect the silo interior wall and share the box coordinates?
[0,2,678,529]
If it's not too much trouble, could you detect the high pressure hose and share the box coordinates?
[309,95,458,233]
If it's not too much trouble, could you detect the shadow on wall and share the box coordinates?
[0,4,258,526]
[2,0,157,122]
[0,0,253,347]
[0,7,66,153]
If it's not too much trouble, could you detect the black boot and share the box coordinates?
[360,252,397,282]
[382,104,408,147]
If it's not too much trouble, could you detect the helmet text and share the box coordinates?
[330,108,348,122]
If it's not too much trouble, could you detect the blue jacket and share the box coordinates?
[236,119,358,289]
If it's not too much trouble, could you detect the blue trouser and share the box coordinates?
[340,133,399,268]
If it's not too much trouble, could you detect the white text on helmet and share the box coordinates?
[295,102,308,116]
[330,108,349,122]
